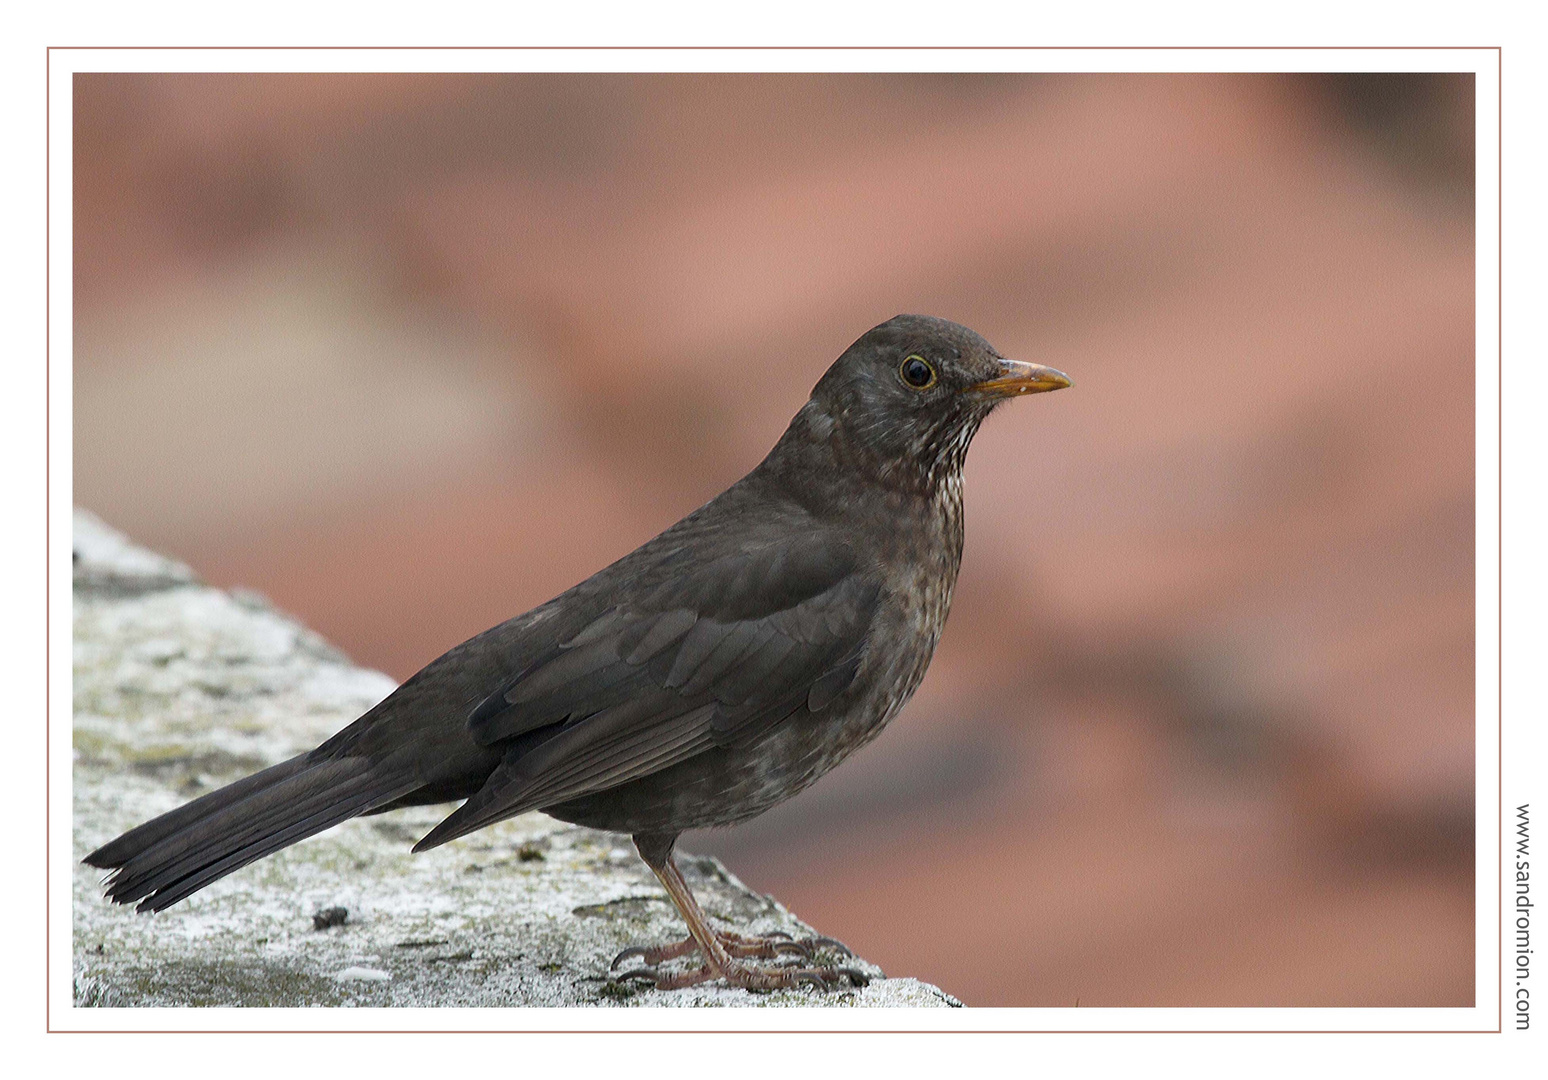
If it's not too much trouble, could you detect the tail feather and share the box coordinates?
[109,759,376,900]
[85,752,420,912]
[131,778,415,912]
[85,755,312,870]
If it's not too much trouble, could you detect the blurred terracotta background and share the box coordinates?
[72,72,1475,1007]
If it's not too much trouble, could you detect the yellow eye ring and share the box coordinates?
[899,355,937,390]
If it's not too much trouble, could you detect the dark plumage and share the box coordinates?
[86,314,1070,991]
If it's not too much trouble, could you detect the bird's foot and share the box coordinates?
[611,931,865,992]
[614,957,870,992]
[611,929,850,968]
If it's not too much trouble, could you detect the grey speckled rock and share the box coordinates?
[71,509,961,1009]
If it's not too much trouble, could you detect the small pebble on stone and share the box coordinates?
[312,905,349,930]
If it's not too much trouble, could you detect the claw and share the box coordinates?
[808,935,853,957]
[610,945,650,971]
[612,966,659,985]
[612,935,700,969]
[723,937,811,960]
[784,965,870,990]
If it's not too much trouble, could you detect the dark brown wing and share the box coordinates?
[412,532,880,850]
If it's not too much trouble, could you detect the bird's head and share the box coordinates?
[784,314,1070,494]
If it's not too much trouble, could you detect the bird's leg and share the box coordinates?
[612,833,868,992]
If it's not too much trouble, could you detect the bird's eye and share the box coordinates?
[899,355,937,390]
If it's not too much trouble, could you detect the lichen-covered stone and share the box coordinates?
[72,510,961,1008]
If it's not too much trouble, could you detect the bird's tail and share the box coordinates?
[84,752,420,912]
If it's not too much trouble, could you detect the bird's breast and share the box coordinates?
[830,481,965,748]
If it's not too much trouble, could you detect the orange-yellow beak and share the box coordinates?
[970,359,1072,399]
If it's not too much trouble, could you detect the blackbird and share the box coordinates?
[86,314,1070,991]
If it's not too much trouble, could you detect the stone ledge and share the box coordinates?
[71,509,961,1009]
